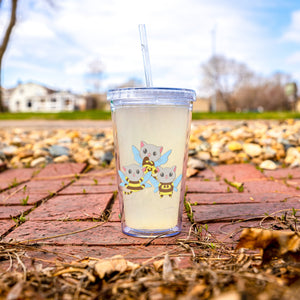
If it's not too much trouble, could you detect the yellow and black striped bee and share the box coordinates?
[132,141,171,178]
[118,164,152,195]
[150,166,182,198]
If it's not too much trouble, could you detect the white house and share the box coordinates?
[8,82,86,112]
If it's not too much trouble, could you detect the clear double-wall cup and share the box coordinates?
[108,88,196,238]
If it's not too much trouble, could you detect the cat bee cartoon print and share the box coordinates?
[150,166,182,198]
[132,141,171,178]
[118,164,152,195]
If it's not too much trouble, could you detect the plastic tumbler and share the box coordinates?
[108,87,196,237]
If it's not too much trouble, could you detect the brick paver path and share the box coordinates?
[0,163,299,271]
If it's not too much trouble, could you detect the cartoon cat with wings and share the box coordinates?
[118,164,152,195]
[149,166,182,198]
[132,141,171,178]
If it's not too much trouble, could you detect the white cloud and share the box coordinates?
[282,10,300,43]
[2,0,299,92]
[286,51,300,64]
[15,19,55,39]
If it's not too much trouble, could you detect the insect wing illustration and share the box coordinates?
[149,176,159,193]
[132,143,172,179]
[132,145,143,165]
[140,172,152,188]
[154,166,182,198]
[154,150,172,167]
[172,174,182,192]
[118,165,152,195]
[118,170,128,187]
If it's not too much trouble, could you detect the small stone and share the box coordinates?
[229,127,253,140]
[236,152,249,163]
[31,157,47,167]
[243,143,262,157]
[101,151,114,164]
[95,132,105,139]
[57,137,72,144]
[104,145,114,152]
[188,149,197,156]
[211,142,223,157]
[49,145,70,157]
[196,151,211,161]
[290,159,300,168]
[33,149,49,158]
[21,157,33,166]
[73,149,90,163]
[187,157,206,170]
[93,150,105,160]
[262,146,277,159]
[285,147,300,165]
[227,141,242,151]
[11,136,24,147]
[10,156,20,166]
[2,146,18,157]
[259,160,277,170]
[17,149,34,159]
[53,155,70,163]
[67,131,80,139]
[90,141,105,150]
[195,142,210,152]
[251,157,263,165]
[88,158,99,166]
[218,152,236,163]
[0,150,5,160]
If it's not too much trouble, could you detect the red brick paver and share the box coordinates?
[28,194,113,221]
[1,163,300,271]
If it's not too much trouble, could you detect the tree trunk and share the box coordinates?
[0,0,18,112]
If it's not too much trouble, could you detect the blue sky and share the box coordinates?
[1,0,300,95]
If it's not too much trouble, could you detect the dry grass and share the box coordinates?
[1,211,300,300]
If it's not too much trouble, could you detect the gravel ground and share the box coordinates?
[0,119,299,170]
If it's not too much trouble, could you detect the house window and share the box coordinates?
[51,98,56,102]
[65,99,71,106]
[40,98,45,103]
[27,100,32,108]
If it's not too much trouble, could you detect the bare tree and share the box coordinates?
[201,55,254,111]
[235,72,291,111]
[86,58,104,93]
[0,0,18,112]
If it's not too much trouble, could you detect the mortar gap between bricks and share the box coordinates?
[8,179,81,224]
[0,206,36,239]
[100,191,118,222]
[0,179,33,194]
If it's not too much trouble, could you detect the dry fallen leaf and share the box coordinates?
[236,228,300,264]
[163,253,174,280]
[94,255,139,279]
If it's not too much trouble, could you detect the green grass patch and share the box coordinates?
[0,110,111,120]
[1,110,300,120]
[192,111,300,120]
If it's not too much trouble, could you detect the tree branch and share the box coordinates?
[0,0,18,61]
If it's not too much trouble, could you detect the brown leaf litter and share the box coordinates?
[1,215,300,300]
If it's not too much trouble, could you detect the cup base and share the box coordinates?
[122,224,181,238]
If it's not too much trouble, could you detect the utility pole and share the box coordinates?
[211,24,217,112]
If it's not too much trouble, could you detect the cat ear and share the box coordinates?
[157,167,160,172]
[173,166,176,172]
[160,147,163,153]
[122,167,126,172]
[141,141,145,148]
[142,167,146,172]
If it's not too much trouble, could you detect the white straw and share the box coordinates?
[139,24,153,87]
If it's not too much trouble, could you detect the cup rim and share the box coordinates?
[107,87,196,102]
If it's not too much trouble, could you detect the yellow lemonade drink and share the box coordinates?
[108,88,195,237]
